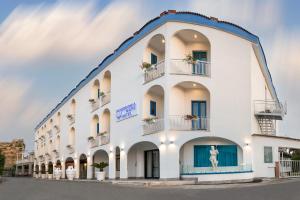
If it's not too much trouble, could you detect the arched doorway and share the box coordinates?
[41,163,46,174]
[48,162,53,175]
[115,147,120,179]
[127,141,160,179]
[65,157,74,178]
[93,150,109,179]
[79,154,87,179]
[56,160,61,169]
[179,137,244,176]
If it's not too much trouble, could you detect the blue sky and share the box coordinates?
[0,0,299,151]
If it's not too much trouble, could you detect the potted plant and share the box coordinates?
[184,54,196,65]
[140,62,152,71]
[184,115,197,120]
[66,114,73,120]
[66,144,72,149]
[143,117,158,124]
[87,136,95,141]
[54,167,62,180]
[89,98,96,103]
[92,162,108,181]
[97,131,107,136]
[99,92,105,97]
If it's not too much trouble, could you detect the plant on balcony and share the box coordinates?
[66,114,74,120]
[97,131,107,136]
[140,62,152,71]
[99,91,105,97]
[66,144,73,149]
[89,98,96,103]
[143,117,158,124]
[184,54,196,65]
[184,115,198,120]
[87,136,95,141]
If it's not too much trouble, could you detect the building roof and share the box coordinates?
[35,10,279,130]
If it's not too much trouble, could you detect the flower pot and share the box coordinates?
[41,174,46,179]
[48,174,53,179]
[66,166,76,181]
[54,169,62,180]
[95,171,106,181]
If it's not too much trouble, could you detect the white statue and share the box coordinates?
[209,146,219,169]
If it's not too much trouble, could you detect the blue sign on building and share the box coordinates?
[116,103,137,122]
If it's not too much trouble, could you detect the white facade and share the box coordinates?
[33,11,295,182]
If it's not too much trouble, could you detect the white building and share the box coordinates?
[33,10,299,182]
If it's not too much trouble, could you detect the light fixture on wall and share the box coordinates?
[162,39,165,43]
[192,83,196,87]
[160,141,165,145]
[194,34,198,39]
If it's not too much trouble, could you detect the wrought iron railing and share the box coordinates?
[254,100,286,117]
[169,115,209,131]
[170,59,210,76]
[142,118,164,135]
[89,98,100,112]
[144,60,165,83]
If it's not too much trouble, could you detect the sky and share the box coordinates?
[0,0,299,151]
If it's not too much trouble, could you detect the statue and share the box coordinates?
[209,146,219,169]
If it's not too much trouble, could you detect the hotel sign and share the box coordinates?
[116,103,137,122]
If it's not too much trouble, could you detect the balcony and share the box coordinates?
[99,133,110,146]
[144,60,165,83]
[254,100,286,120]
[66,114,75,125]
[169,115,209,131]
[89,98,100,112]
[66,144,75,154]
[101,92,111,106]
[142,118,164,135]
[88,136,99,148]
[53,125,60,133]
[170,59,210,76]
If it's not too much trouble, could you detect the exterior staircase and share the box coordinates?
[254,100,286,135]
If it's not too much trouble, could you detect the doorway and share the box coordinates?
[144,149,159,179]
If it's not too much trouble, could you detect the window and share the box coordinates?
[151,53,158,65]
[97,89,101,99]
[150,100,156,116]
[264,146,273,163]
[96,123,100,134]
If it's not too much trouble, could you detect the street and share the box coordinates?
[0,177,299,200]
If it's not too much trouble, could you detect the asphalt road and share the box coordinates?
[0,177,300,200]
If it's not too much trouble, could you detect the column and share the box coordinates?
[45,162,49,177]
[109,151,116,179]
[75,158,79,179]
[120,150,127,179]
[29,164,32,176]
[159,143,180,180]
[87,155,93,179]
[61,161,65,179]
[21,165,25,175]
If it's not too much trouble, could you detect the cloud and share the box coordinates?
[0,0,143,68]
[188,0,281,31]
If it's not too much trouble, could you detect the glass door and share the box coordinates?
[192,51,207,75]
[144,149,160,179]
[191,101,207,130]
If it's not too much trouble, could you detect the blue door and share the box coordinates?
[191,101,207,130]
[192,51,207,75]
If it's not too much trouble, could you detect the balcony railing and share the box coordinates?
[144,60,165,83]
[142,118,164,135]
[170,59,210,76]
[66,114,75,125]
[169,115,209,131]
[89,98,100,112]
[66,145,75,154]
[254,100,286,120]
[101,92,111,106]
[180,164,252,175]
[88,136,99,148]
[100,133,110,145]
